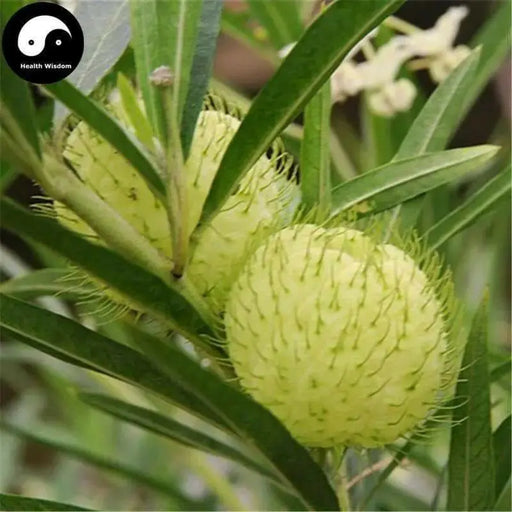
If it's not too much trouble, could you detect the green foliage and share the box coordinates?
[300,82,331,213]
[1,422,195,505]
[0,1,509,510]
[181,0,223,156]
[246,0,303,49]
[447,296,495,511]
[200,0,404,223]
[493,416,511,502]
[0,494,91,511]
[132,326,339,510]
[44,80,166,200]
[0,294,225,429]
[425,165,511,249]
[0,1,40,158]
[331,145,498,215]
[0,268,95,300]
[395,49,481,159]
[0,199,213,345]
[79,393,278,483]
[129,0,203,144]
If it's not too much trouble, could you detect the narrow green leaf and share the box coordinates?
[447,296,495,511]
[300,82,331,212]
[359,439,415,509]
[394,0,510,230]
[331,145,499,216]
[200,0,404,224]
[493,416,511,501]
[117,73,155,150]
[79,392,279,484]
[3,327,100,373]
[0,268,94,300]
[44,81,165,200]
[181,0,223,157]
[0,199,213,343]
[0,1,40,157]
[129,0,203,143]
[1,422,196,506]
[390,49,481,230]
[361,25,425,169]
[0,493,91,512]
[494,479,511,511]
[395,49,481,160]
[0,294,227,431]
[134,332,338,511]
[425,166,511,249]
[361,96,398,169]
[247,0,302,49]
[491,359,511,383]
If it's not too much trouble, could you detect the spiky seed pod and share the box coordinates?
[186,110,299,310]
[225,224,458,448]
[54,106,299,311]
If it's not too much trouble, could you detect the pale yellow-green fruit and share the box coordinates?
[225,224,451,448]
[55,109,299,310]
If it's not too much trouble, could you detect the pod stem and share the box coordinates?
[38,152,171,282]
[336,451,351,511]
[150,66,189,279]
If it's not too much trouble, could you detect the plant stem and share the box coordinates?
[384,16,419,35]
[151,68,190,279]
[39,153,171,282]
[330,447,351,511]
[165,113,189,278]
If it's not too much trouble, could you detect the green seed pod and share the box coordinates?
[54,106,299,311]
[225,224,458,448]
[186,110,299,309]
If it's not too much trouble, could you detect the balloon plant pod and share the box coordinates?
[49,92,300,314]
[225,222,464,448]
[1,1,507,509]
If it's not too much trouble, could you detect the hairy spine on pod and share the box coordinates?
[225,224,459,448]
[53,105,300,311]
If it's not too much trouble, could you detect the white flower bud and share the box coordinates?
[361,39,415,89]
[397,6,469,56]
[368,78,417,117]
[429,44,471,82]
[331,62,364,102]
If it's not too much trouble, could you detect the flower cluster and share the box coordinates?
[280,6,471,117]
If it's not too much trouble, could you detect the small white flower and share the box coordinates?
[279,6,470,114]
[397,6,470,82]
[399,6,469,56]
[332,38,417,115]
[356,38,415,89]
[331,61,364,102]
[368,78,417,117]
[429,44,471,82]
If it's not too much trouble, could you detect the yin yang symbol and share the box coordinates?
[2,2,84,83]
[17,15,72,57]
